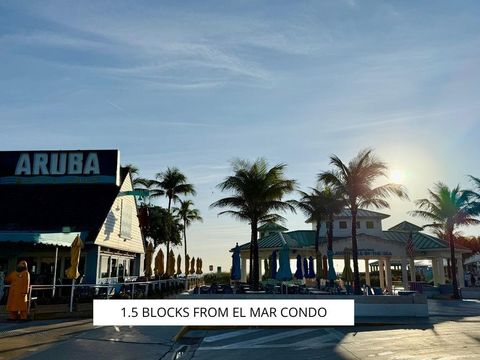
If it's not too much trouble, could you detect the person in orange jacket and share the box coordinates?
[5,260,30,321]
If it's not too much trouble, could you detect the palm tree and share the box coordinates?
[295,187,345,286]
[319,149,408,294]
[410,183,479,299]
[210,158,296,290]
[295,188,328,255]
[149,167,196,272]
[173,200,203,267]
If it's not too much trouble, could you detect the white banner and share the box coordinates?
[93,299,354,326]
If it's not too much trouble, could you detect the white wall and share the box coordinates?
[94,174,144,254]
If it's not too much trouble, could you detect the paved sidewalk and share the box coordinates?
[0,319,180,360]
[1,299,479,359]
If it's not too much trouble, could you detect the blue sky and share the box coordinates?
[2,1,480,270]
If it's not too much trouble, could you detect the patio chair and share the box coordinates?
[372,287,383,295]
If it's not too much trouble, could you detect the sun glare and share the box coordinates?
[391,169,405,183]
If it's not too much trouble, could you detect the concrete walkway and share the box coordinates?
[0,299,479,359]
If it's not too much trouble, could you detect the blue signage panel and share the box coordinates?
[0,150,119,185]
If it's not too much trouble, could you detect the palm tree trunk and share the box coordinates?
[166,196,172,277]
[327,215,334,251]
[351,208,361,295]
[183,219,187,271]
[449,230,460,299]
[315,221,321,288]
[252,221,259,290]
[249,235,253,285]
[328,215,334,287]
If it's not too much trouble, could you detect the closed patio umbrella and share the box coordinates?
[156,249,165,276]
[308,256,315,278]
[169,250,175,276]
[65,235,84,280]
[177,254,182,275]
[294,254,303,279]
[190,257,195,275]
[185,254,190,275]
[316,251,323,280]
[303,257,309,278]
[264,258,269,279]
[231,244,241,280]
[342,248,354,284]
[276,244,292,281]
[144,242,154,277]
[271,250,277,279]
[195,257,201,274]
[198,258,203,274]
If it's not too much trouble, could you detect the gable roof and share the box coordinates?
[388,221,423,232]
[382,230,459,250]
[258,223,288,233]
[336,208,390,219]
[235,228,467,252]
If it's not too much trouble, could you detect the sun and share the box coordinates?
[391,169,405,183]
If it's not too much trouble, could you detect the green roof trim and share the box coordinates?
[236,228,463,252]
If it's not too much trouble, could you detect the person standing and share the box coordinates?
[5,260,30,321]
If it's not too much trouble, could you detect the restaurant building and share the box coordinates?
[236,209,470,291]
[0,150,145,285]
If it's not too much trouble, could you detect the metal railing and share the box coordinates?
[1,275,204,313]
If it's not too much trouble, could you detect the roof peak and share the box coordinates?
[388,221,423,232]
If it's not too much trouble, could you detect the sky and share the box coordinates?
[1,0,480,271]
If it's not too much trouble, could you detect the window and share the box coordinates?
[339,221,347,229]
[356,221,361,229]
[100,256,111,278]
[366,221,374,229]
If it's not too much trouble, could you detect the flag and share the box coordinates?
[406,231,415,259]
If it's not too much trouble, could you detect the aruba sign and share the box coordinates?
[0,150,119,185]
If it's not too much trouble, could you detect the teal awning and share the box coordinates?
[0,231,83,247]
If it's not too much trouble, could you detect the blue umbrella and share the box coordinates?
[231,243,241,280]
[327,249,336,281]
[276,244,292,281]
[308,256,316,278]
[294,254,303,279]
[303,257,309,278]
[271,250,277,279]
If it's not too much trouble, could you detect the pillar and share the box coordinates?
[258,257,263,282]
[241,257,247,282]
[409,258,416,283]
[436,257,445,285]
[385,258,392,293]
[364,259,371,286]
[379,259,385,289]
[401,257,408,290]
[432,258,439,286]
[456,257,464,288]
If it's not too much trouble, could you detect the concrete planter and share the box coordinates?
[31,304,69,319]
[76,303,93,312]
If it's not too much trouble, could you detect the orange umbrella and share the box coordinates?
[190,257,196,275]
[155,249,164,276]
[177,254,182,275]
[65,235,84,279]
[144,242,154,277]
[185,254,190,275]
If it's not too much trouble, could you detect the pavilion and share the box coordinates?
[235,209,470,292]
